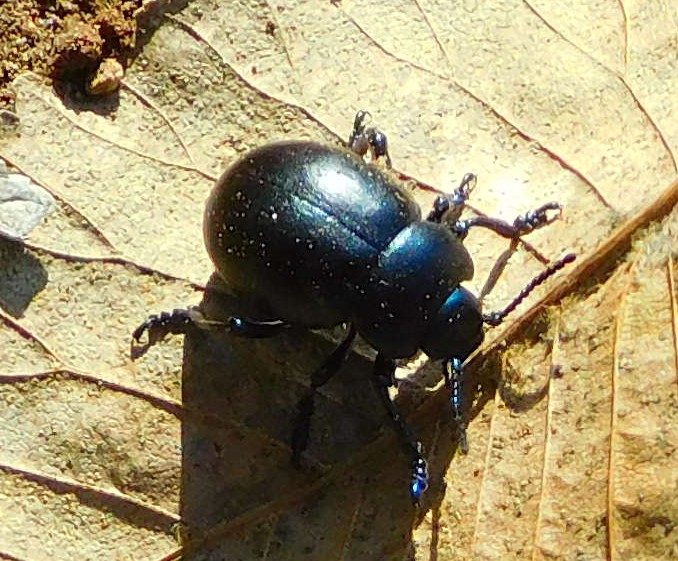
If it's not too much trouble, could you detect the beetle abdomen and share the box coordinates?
[204,141,420,326]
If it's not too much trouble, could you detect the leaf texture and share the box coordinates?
[1,1,677,560]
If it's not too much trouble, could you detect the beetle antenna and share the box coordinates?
[482,253,575,326]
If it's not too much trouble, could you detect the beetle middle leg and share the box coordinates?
[132,309,289,343]
[426,174,564,298]
[291,324,357,466]
[452,202,562,240]
[426,174,562,241]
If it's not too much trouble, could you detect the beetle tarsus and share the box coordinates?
[348,110,393,167]
[410,453,429,503]
[426,173,477,223]
[132,308,199,346]
[512,202,562,235]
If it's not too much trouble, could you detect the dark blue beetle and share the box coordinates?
[133,111,574,501]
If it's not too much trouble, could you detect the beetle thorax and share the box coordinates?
[353,221,474,359]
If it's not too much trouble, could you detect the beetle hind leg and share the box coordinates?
[291,324,357,466]
[131,309,289,357]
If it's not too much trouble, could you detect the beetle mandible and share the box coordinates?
[133,111,575,501]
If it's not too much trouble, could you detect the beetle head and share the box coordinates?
[421,286,484,362]
[421,253,576,364]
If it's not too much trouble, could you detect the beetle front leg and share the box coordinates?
[291,324,358,465]
[444,358,469,453]
[347,110,393,167]
[373,354,429,501]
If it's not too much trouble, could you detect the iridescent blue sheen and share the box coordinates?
[204,141,475,359]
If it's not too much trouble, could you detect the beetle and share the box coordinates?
[132,111,574,501]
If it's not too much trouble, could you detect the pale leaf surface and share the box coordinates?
[1,2,676,560]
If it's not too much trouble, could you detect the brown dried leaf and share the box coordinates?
[1,2,677,561]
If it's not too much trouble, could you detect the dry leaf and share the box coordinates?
[1,2,677,560]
